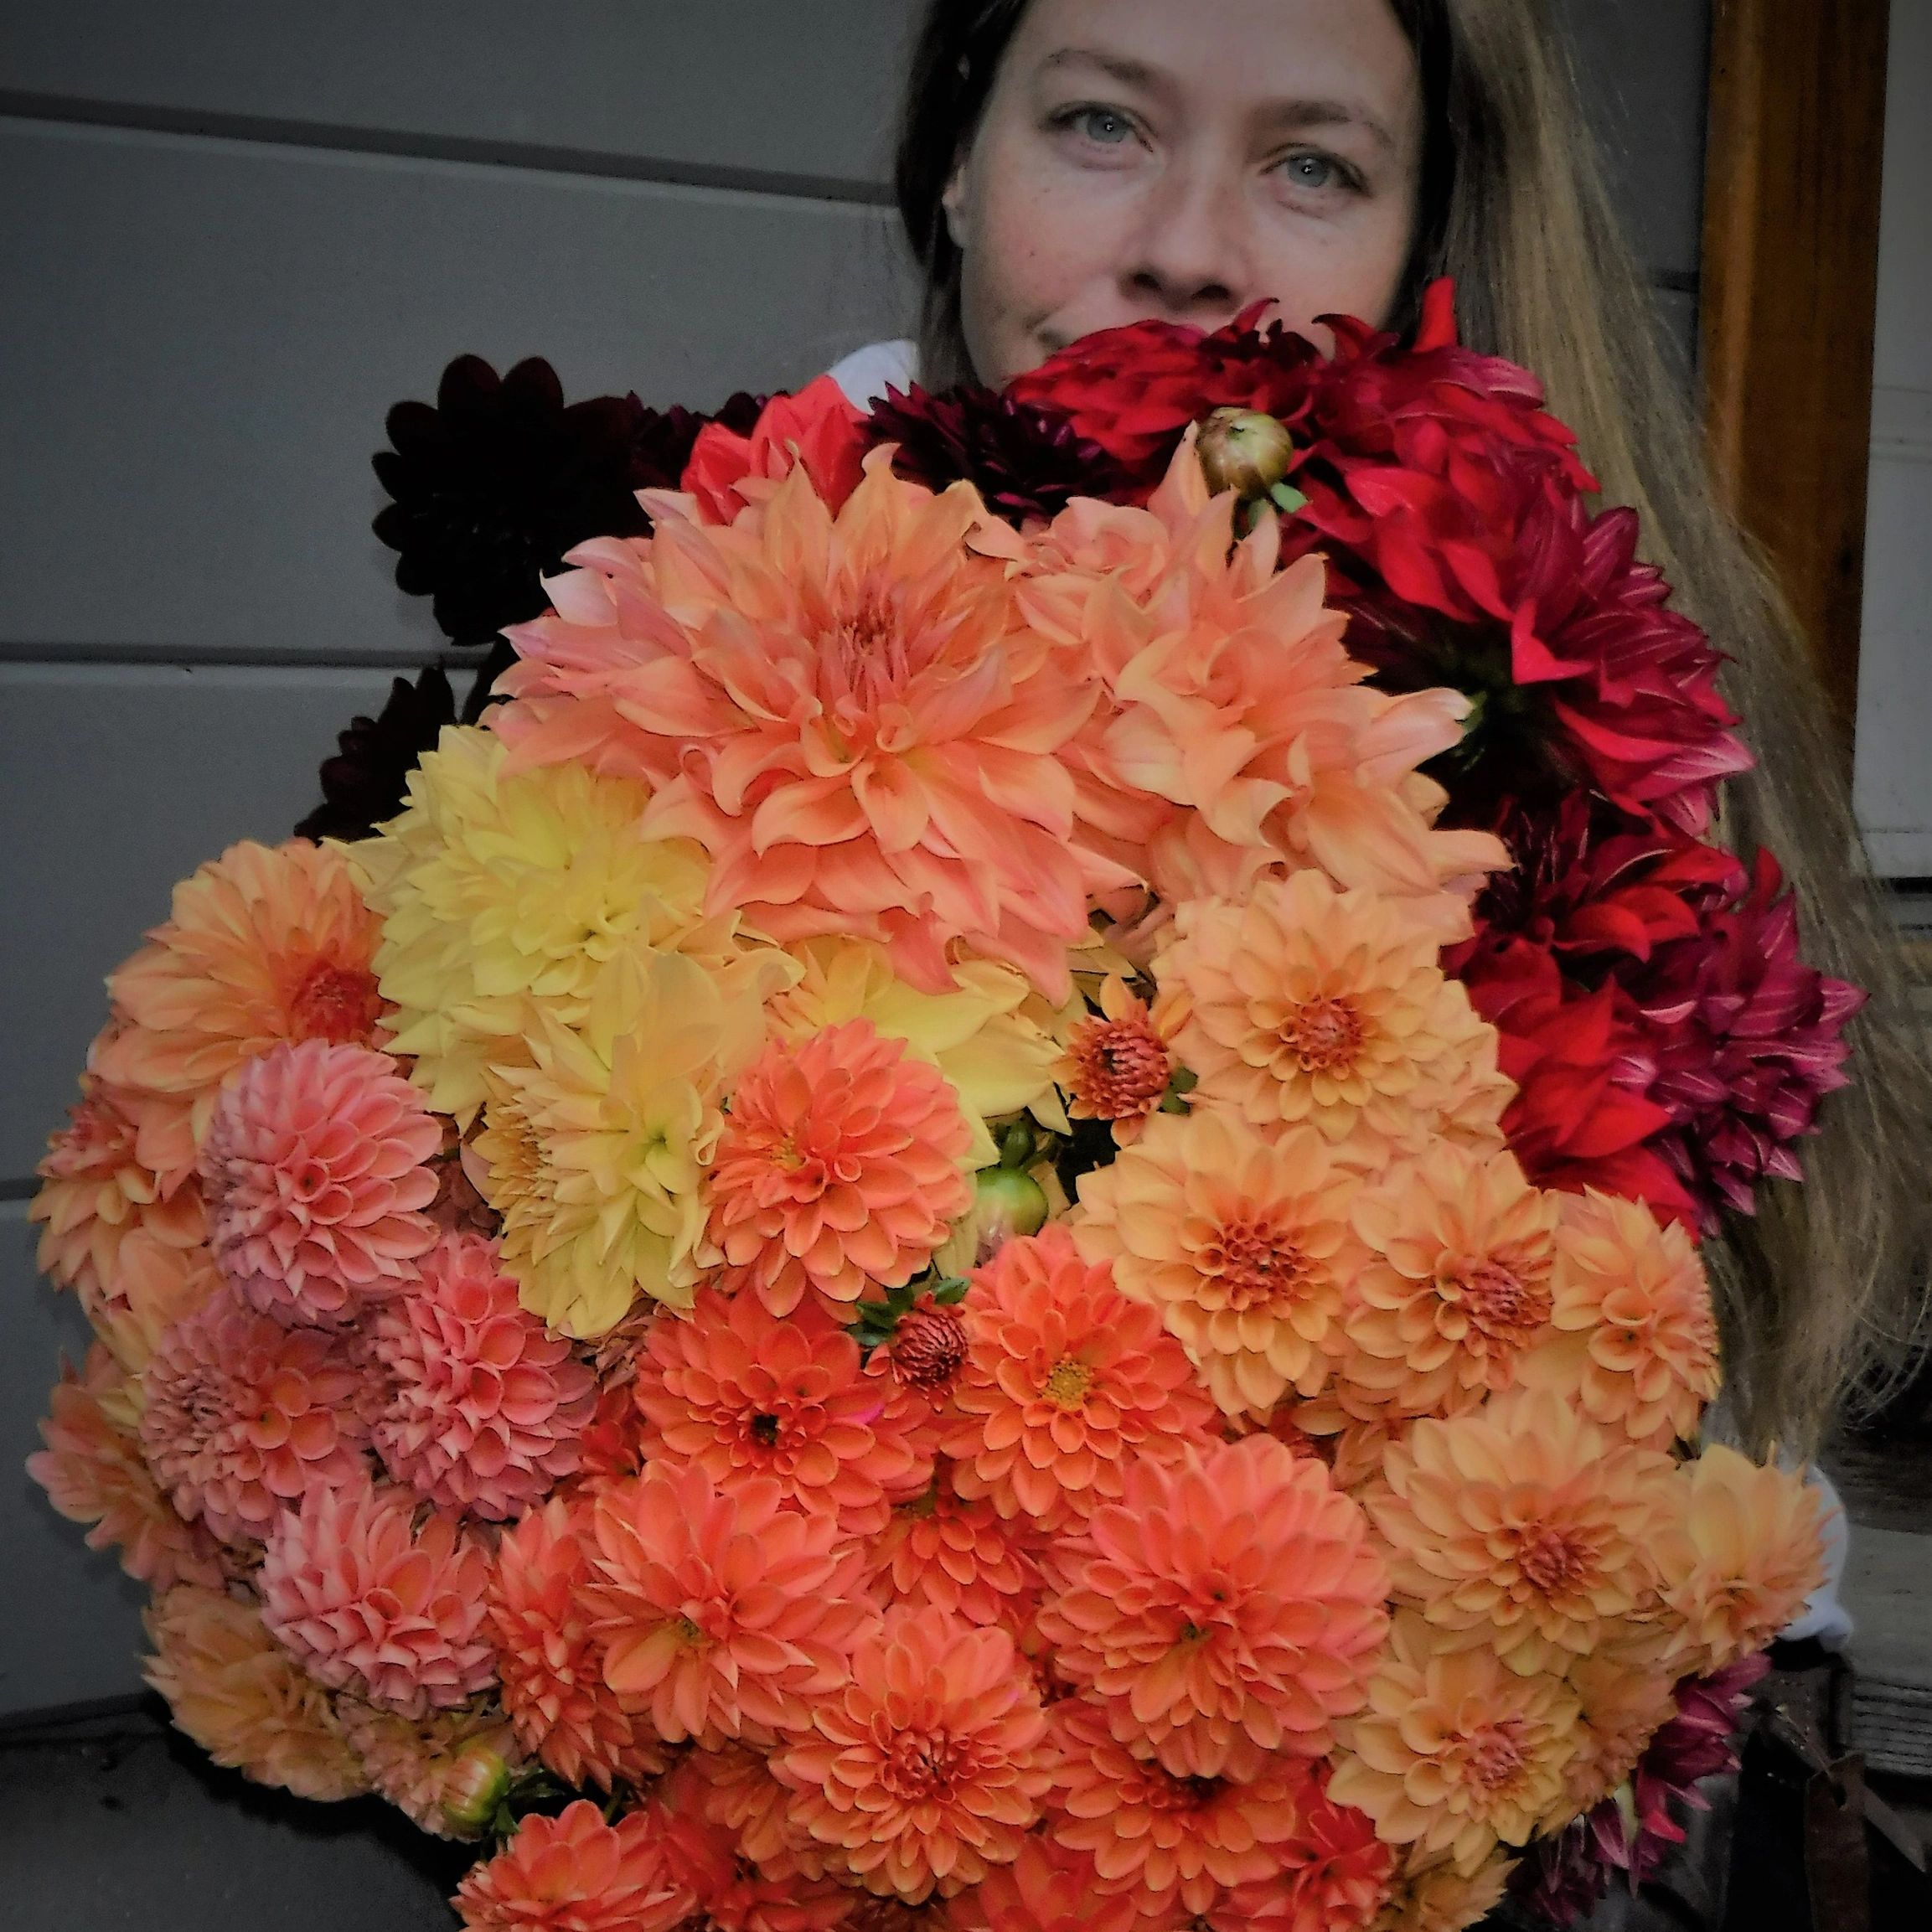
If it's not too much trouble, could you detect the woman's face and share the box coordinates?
[943,0,1424,385]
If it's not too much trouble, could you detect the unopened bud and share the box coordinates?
[441,1743,513,1838]
[1196,407,1295,498]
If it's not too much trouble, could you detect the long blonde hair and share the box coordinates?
[896,0,1932,1453]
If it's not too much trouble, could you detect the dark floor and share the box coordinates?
[0,1698,471,1929]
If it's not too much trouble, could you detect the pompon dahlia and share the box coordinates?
[773,1604,1052,1901]
[260,1475,498,1717]
[865,381,1137,523]
[491,451,1131,1000]
[139,1283,366,1545]
[144,1583,368,1801]
[1056,974,1175,1143]
[29,1342,225,1590]
[635,1289,925,1534]
[943,1225,1217,1530]
[585,1462,872,1744]
[349,725,720,1123]
[1656,1446,1826,1675]
[1518,1190,1720,1449]
[1330,1613,1579,1873]
[961,1836,1143,1932]
[453,1799,691,1932]
[865,1459,1042,1633]
[473,943,788,1338]
[1155,874,1511,1161]
[199,1039,441,1325]
[1368,1389,1678,1673]
[1072,1111,1365,1419]
[1044,1693,1306,1911]
[91,839,387,1178]
[337,1697,520,1838]
[1036,1434,1389,1776]
[488,1496,668,1791]
[368,1231,597,1519]
[705,1018,974,1317]
[1337,1144,1559,1420]
[31,1077,205,1299]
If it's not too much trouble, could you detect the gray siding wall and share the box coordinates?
[0,0,1712,1717]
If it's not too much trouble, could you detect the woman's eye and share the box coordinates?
[1057,106,1137,147]
[1277,151,1351,193]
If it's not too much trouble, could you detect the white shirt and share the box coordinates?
[827,338,919,408]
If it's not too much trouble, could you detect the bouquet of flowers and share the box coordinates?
[29,285,1857,1932]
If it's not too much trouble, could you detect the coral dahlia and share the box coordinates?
[865,1460,1042,1632]
[453,1800,691,1932]
[586,1463,873,1744]
[1072,1111,1366,1418]
[260,1475,498,1717]
[369,1231,597,1519]
[1057,974,1175,1143]
[199,1039,441,1325]
[774,1604,1052,1901]
[634,1288,927,1534]
[942,1226,1217,1530]
[139,1283,366,1546]
[706,1018,974,1317]
[960,1836,1143,1932]
[1036,1434,1389,1776]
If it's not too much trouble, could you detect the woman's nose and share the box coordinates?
[1116,155,1253,324]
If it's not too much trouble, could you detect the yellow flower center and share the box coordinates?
[1274,994,1365,1076]
[1040,1357,1095,1408]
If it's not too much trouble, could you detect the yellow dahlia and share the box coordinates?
[1155,872,1511,1163]
[1329,1614,1578,1874]
[351,725,719,1122]
[1367,1389,1677,1673]
[1655,1446,1827,1675]
[91,839,387,1178]
[1518,1191,1720,1449]
[473,943,788,1336]
[1373,1846,1517,1932]
[144,1583,368,1801]
[1336,1145,1558,1422]
[1073,1109,1365,1418]
[493,452,1134,1000]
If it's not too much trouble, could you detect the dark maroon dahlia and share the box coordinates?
[295,664,457,844]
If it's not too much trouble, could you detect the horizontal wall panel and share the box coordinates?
[0,1206,150,1716]
[0,0,910,195]
[0,120,908,664]
[0,664,406,1180]
[1854,439,1932,876]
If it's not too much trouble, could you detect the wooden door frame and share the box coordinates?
[1700,0,1892,764]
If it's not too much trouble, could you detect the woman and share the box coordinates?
[829,0,1932,1472]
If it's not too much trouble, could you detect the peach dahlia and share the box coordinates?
[454,1800,690,1932]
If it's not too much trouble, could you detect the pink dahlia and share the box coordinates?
[260,1473,497,1717]
[369,1232,596,1520]
[488,1496,667,1791]
[139,1282,367,1545]
[199,1039,441,1325]
[492,451,1130,998]
[454,1800,691,1932]
[635,1289,926,1536]
[706,1020,974,1317]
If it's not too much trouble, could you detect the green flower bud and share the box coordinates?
[1196,407,1297,498]
[441,1743,514,1838]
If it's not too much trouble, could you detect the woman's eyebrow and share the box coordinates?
[1038,46,1169,95]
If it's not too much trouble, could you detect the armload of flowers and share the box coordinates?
[30,285,1855,1932]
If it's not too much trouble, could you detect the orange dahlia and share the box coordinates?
[493,452,1129,998]
[774,1604,1052,1900]
[488,1496,667,1791]
[706,1018,974,1318]
[963,1836,1143,1932]
[1154,873,1511,1162]
[28,1342,224,1590]
[679,1743,831,1882]
[139,1283,366,1545]
[1036,1434,1389,1776]
[1656,1446,1827,1675]
[453,1800,691,1932]
[1210,1773,1395,1932]
[85,1221,224,1377]
[144,1583,368,1801]
[1519,1191,1720,1449]
[91,839,387,1176]
[260,1474,498,1716]
[865,1460,1042,1632]
[1057,975,1176,1144]
[1329,1614,1578,1873]
[1044,1692,1305,1912]
[1072,1111,1365,1418]
[586,1462,873,1745]
[199,1039,442,1325]
[635,1289,926,1536]
[1561,1655,1678,1813]
[1338,1144,1557,1420]
[31,1076,205,1299]
[942,1225,1217,1530]
[1368,1389,1677,1673]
